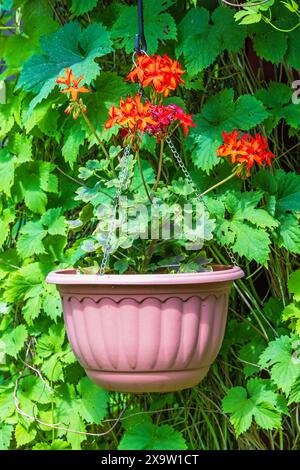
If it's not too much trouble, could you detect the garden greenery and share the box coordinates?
[0,0,300,450]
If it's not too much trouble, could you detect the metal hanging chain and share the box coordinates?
[99,145,131,275]
[166,137,239,267]
[135,0,147,53]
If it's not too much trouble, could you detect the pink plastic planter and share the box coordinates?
[46,266,244,392]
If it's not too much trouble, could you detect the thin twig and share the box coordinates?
[221,0,271,7]
[14,371,126,437]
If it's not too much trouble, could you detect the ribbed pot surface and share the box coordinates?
[47,266,244,392]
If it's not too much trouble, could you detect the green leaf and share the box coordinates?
[188,91,268,172]
[177,6,246,76]
[0,209,15,249]
[8,134,32,163]
[222,378,282,437]
[15,423,36,448]
[18,376,53,405]
[71,0,98,16]
[111,0,176,54]
[288,269,300,302]
[77,377,108,424]
[277,214,300,254]
[17,221,47,259]
[259,335,300,395]
[256,82,300,131]
[0,389,15,420]
[33,440,71,450]
[4,263,44,303]
[0,149,15,196]
[282,303,300,336]
[216,191,273,264]
[177,7,218,76]
[0,423,13,450]
[230,221,271,265]
[18,21,112,116]
[41,208,67,236]
[67,413,86,450]
[254,169,300,216]
[22,295,42,324]
[188,133,219,173]
[251,21,288,64]
[36,324,65,358]
[288,377,300,403]
[42,286,63,322]
[119,420,187,450]
[1,325,28,358]
[62,125,86,168]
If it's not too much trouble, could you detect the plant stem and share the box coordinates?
[136,149,152,203]
[198,172,237,198]
[153,139,165,191]
[81,111,117,178]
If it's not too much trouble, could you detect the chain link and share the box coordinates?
[99,145,131,275]
[166,137,239,267]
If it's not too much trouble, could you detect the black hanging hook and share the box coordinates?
[134,0,147,53]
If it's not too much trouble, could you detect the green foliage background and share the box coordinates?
[0,0,300,450]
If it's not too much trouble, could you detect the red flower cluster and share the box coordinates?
[217,130,275,176]
[105,96,194,141]
[127,54,185,97]
[147,103,195,140]
[104,94,156,135]
[56,68,90,101]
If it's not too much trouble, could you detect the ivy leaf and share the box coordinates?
[0,389,15,420]
[18,21,112,116]
[1,325,28,358]
[288,377,300,404]
[71,0,98,16]
[62,125,86,168]
[229,221,271,265]
[15,423,36,448]
[67,413,86,450]
[222,378,282,437]
[18,376,53,405]
[188,90,268,172]
[36,324,65,358]
[3,263,44,303]
[33,440,71,450]
[254,169,300,216]
[22,295,42,325]
[256,82,300,131]
[216,191,273,264]
[288,269,300,302]
[282,303,300,336]
[17,221,47,259]
[0,209,15,249]
[0,149,15,196]
[177,7,218,76]
[259,335,300,395]
[277,214,300,254]
[7,134,32,163]
[110,0,176,54]
[119,419,187,450]
[177,6,246,76]
[41,208,67,236]
[42,285,63,322]
[77,377,108,424]
[251,22,288,64]
[186,131,219,173]
[0,423,13,450]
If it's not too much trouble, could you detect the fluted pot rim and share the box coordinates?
[46,265,244,286]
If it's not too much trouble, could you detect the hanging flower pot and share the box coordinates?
[46,266,244,392]
[48,30,274,394]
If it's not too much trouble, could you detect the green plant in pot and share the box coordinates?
[47,52,277,392]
